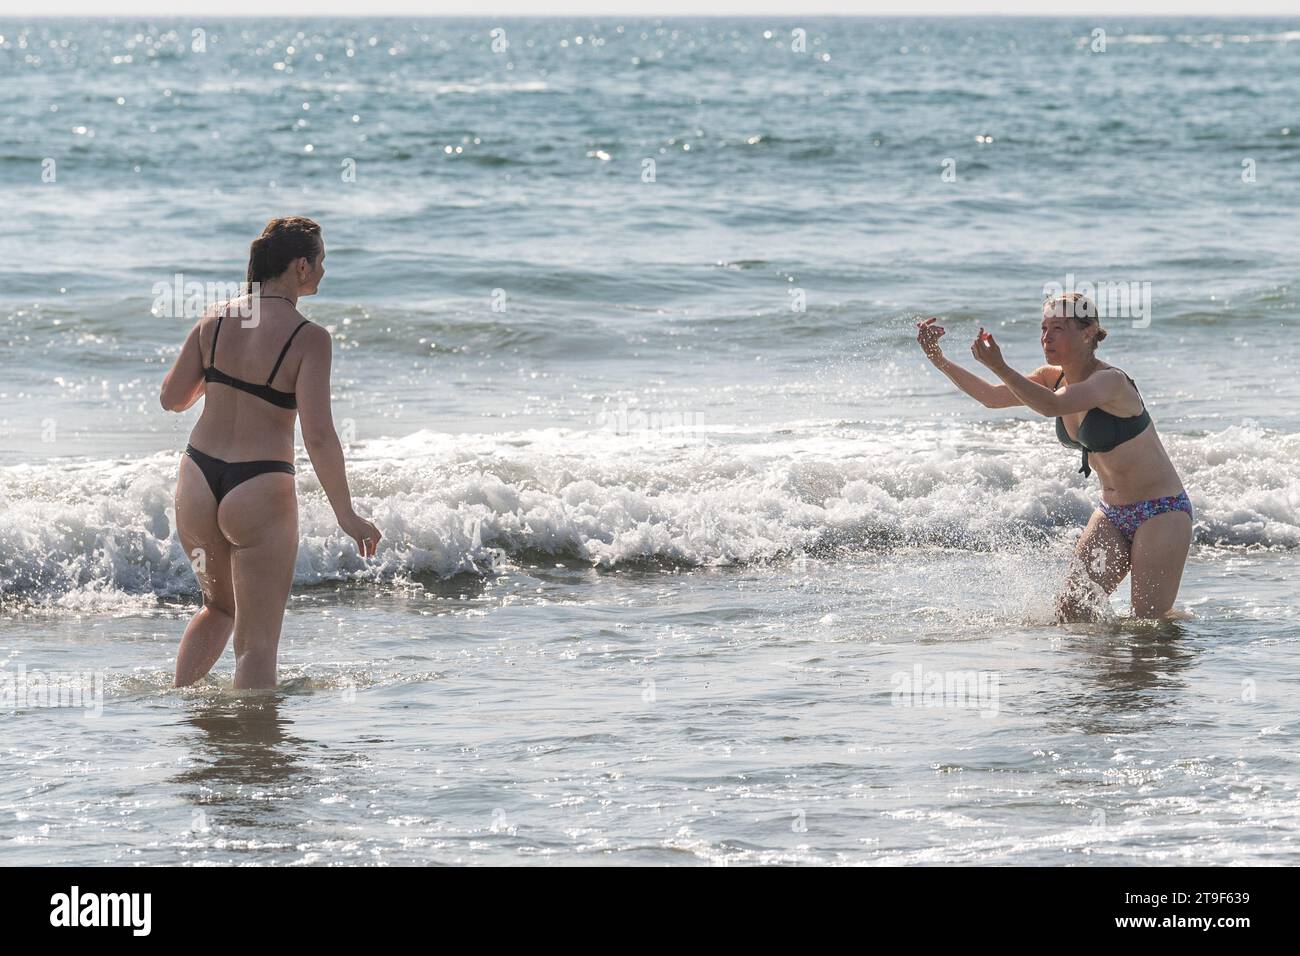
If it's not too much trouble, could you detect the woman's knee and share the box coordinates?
[1055,572,1107,622]
[204,600,236,620]
[1056,591,1106,623]
[1055,594,1091,623]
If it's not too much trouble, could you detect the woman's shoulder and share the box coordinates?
[291,319,331,355]
[1091,365,1144,412]
[1091,364,1136,388]
[1031,364,1064,387]
[296,318,328,340]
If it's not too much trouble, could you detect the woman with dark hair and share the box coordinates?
[915,293,1193,622]
[160,217,381,688]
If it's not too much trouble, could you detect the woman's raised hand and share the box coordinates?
[970,327,1006,372]
[916,317,946,364]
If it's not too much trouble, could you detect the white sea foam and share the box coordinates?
[1,422,1295,608]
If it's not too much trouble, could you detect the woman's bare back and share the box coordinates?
[188,297,311,462]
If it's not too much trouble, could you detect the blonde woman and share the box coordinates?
[916,293,1192,621]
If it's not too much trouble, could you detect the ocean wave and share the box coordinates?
[402,79,550,96]
[1,422,1296,610]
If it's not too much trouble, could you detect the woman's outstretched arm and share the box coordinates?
[916,318,1051,408]
[970,328,1122,417]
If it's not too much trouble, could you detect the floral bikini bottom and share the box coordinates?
[1100,490,1194,541]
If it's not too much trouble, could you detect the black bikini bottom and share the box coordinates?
[184,444,295,503]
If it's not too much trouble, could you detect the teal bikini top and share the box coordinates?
[1054,369,1151,477]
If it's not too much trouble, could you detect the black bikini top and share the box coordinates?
[203,307,310,410]
[1054,369,1151,477]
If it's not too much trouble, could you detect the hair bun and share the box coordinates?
[244,216,322,290]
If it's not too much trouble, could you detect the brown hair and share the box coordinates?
[245,217,322,291]
[1044,292,1107,347]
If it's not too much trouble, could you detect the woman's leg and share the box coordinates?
[174,457,237,686]
[1056,509,1132,622]
[1128,509,1193,619]
[217,473,299,690]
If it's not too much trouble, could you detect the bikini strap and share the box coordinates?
[1112,368,1146,411]
[208,306,227,368]
[1104,365,1136,387]
[266,320,310,386]
[1053,371,1065,389]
